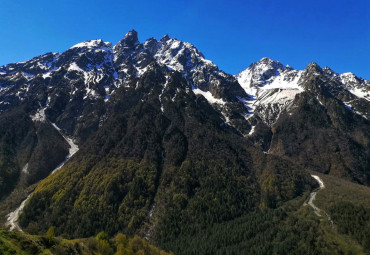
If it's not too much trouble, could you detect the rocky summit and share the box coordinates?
[0,30,369,254]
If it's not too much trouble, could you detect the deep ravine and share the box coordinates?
[5,122,79,231]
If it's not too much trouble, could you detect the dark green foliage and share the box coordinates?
[0,107,69,200]
[0,109,40,200]
[159,203,363,255]
[328,202,370,252]
[24,121,69,185]
[154,156,313,245]
[0,110,35,198]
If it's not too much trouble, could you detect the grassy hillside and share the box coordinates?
[312,173,370,252]
[0,229,171,255]
[314,173,370,209]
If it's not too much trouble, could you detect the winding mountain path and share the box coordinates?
[5,123,79,231]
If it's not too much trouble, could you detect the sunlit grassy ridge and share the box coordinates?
[309,173,370,252]
[0,229,172,255]
[314,173,370,210]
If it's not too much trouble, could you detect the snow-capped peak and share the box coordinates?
[115,30,139,50]
[236,58,285,82]
[236,57,301,93]
[340,72,357,84]
[339,72,370,101]
[71,39,107,49]
[304,62,322,74]
[149,36,211,72]
[160,34,171,43]
[235,58,304,124]
[250,57,287,73]
[256,57,285,68]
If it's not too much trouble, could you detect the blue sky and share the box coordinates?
[0,0,369,78]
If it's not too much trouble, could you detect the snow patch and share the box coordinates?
[71,39,103,49]
[30,108,46,122]
[343,101,369,120]
[46,96,51,106]
[305,175,325,217]
[248,126,256,136]
[193,88,226,105]
[68,62,83,72]
[220,111,230,124]
[50,123,79,174]
[349,87,370,101]
[340,72,357,84]
[6,194,32,231]
[311,175,325,189]
[159,77,169,112]
[257,89,301,105]
[237,96,256,114]
[22,163,29,174]
[42,67,59,79]
[343,102,354,112]
[237,68,303,95]
[340,72,370,101]
[22,72,34,78]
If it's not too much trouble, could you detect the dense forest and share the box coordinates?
[157,195,368,255]
[7,196,370,254]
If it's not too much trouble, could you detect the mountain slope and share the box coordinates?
[236,58,370,184]
[18,67,314,240]
[0,30,369,253]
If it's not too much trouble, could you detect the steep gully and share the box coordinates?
[305,175,333,225]
[5,123,79,231]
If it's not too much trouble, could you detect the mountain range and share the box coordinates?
[0,30,369,254]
